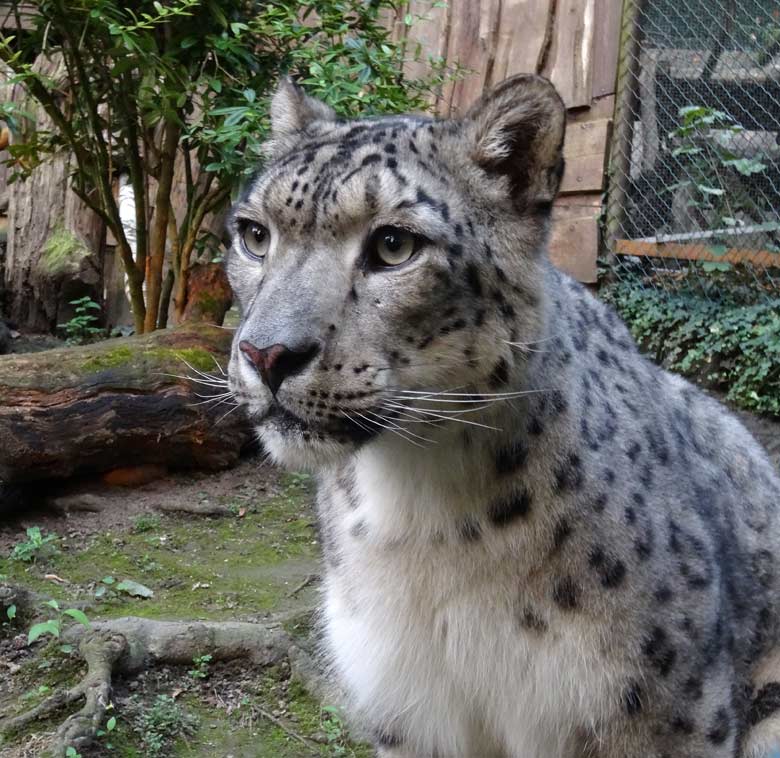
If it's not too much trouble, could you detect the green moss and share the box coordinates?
[144,346,216,373]
[39,224,91,275]
[80,345,135,373]
[0,474,320,625]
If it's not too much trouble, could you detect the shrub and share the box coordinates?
[601,277,780,416]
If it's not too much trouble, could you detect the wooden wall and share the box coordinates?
[387,0,623,282]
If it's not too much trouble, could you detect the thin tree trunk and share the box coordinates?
[143,121,180,333]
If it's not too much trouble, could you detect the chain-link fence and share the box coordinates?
[605,0,780,301]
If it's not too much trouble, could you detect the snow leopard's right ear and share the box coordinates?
[264,78,337,158]
[464,74,566,213]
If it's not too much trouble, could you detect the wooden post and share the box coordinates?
[604,0,644,263]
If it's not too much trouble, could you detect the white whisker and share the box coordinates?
[363,409,436,445]
[351,409,426,448]
[215,404,242,425]
[384,402,502,431]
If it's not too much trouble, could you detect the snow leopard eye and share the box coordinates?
[368,226,421,268]
[239,221,270,260]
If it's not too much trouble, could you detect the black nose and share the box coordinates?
[238,340,319,395]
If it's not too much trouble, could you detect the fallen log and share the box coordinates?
[0,324,250,485]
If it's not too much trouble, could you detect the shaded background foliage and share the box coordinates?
[0,0,454,333]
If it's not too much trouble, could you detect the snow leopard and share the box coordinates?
[225,75,780,757]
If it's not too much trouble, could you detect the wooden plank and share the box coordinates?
[614,239,780,268]
[560,117,611,194]
[0,2,36,29]
[549,200,600,283]
[591,0,622,98]
[491,0,554,84]
[439,0,501,116]
[543,0,596,108]
[398,1,451,112]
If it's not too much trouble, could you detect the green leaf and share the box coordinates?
[63,608,92,629]
[209,79,222,93]
[180,36,197,49]
[404,13,413,25]
[707,244,729,258]
[106,716,117,731]
[116,580,154,598]
[701,261,731,272]
[697,184,725,196]
[102,575,115,585]
[44,599,60,610]
[60,643,74,654]
[722,158,767,176]
[243,88,256,103]
[28,620,60,644]
[6,604,16,620]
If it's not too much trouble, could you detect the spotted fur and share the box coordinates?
[227,75,780,757]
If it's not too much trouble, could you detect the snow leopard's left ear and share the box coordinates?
[265,78,337,157]
[464,74,566,212]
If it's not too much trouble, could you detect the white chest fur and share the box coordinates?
[318,444,622,758]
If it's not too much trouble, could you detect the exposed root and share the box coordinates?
[0,615,320,757]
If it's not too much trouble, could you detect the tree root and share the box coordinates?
[0,615,322,757]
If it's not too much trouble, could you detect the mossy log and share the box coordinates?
[0,324,250,484]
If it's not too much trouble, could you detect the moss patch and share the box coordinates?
[0,466,374,757]
[39,224,91,276]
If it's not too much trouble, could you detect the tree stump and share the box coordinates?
[2,54,104,332]
[182,262,233,325]
[0,324,250,485]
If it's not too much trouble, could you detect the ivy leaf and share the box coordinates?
[707,244,729,258]
[106,716,117,731]
[6,604,16,620]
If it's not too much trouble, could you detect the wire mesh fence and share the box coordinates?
[604,0,780,302]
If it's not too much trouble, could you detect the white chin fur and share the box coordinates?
[257,425,352,471]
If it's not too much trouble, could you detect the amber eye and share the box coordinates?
[369,226,419,267]
[240,222,270,260]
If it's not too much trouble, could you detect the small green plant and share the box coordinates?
[668,105,775,273]
[321,705,349,756]
[65,747,81,758]
[9,526,59,563]
[27,599,91,646]
[131,694,199,757]
[132,512,161,533]
[601,277,780,416]
[58,296,103,344]
[21,684,51,702]
[95,708,118,751]
[188,653,212,680]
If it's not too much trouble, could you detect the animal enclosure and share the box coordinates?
[606,0,780,298]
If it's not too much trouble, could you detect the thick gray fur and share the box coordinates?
[226,75,780,757]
